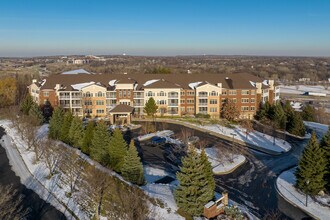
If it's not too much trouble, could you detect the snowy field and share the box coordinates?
[276,168,330,220]
[0,120,182,220]
[142,166,184,220]
[197,147,246,174]
[189,122,291,154]
[279,85,330,95]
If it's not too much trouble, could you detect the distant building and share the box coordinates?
[298,78,310,82]
[28,70,279,120]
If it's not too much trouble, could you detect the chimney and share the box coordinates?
[256,82,262,94]
[217,83,222,88]
[55,84,61,91]
[268,79,274,90]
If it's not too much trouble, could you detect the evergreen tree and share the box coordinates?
[175,148,214,216]
[121,140,144,185]
[320,127,330,191]
[295,132,327,195]
[108,128,128,172]
[40,100,53,122]
[68,116,84,147]
[81,121,94,154]
[60,111,73,143]
[287,111,306,137]
[144,97,158,119]
[29,103,44,125]
[221,99,239,122]
[20,94,34,115]
[200,149,215,200]
[48,107,64,139]
[273,103,286,130]
[283,100,293,115]
[90,121,111,164]
[302,104,315,122]
[255,102,267,121]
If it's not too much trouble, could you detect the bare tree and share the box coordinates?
[42,142,64,177]
[180,127,194,146]
[59,147,87,196]
[77,165,112,220]
[0,184,29,219]
[240,119,253,139]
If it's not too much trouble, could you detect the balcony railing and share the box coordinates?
[168,95,179,98]
[60,104,70,108]
[168,103,179,107]
[72,104,82,108]
[134,94,144,98]
[198,111,208,114]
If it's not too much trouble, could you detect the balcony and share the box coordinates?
[72,104,82,108]
[168,95,179,99]
[134,94,144,99]
[59,95,70,100]
[71,95,82,99]
[60,104,70,108]
[168,103,179,107]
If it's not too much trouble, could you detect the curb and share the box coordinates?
[213,157,247,175]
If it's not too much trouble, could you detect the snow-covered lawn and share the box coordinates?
[279,85,330,95]
[276,168,330,220]
[189,122,291,154]
[197,147,246,175]
[137,130,174,141]
[143,166,184,220]
[304,121,329,136]
[0,120,88,219]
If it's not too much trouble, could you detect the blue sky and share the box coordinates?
[0,0,329,57]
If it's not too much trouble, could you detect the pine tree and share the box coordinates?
[144,97,158,119]
[255,102,267,121]
[90,121,111,164]
[175,148,214,216]
[81,121,94,154]
[295,132,327,195]
[48,107,64,139]
[301,104,315,122]
[68,116,84,147]
[200,149,215,200]
[60,111,73,143]
[29,103,44,126]
[287,112,306,137]
[273,103,286,130]
[108,128,128,172]
[221,99,239,122]
[121,140,144,185]
[20,94,34,115]
[320,127,330,191]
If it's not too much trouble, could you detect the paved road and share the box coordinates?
[134,121,318,219]
[0,126,70,220]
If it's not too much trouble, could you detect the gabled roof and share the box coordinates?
[109,104,134,113]
[141,79,181,89]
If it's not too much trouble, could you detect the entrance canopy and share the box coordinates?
[109,104,135,124]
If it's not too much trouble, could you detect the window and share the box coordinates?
[187,99,194,104]
[187,91,195,96]
[43,91,49,97]
[198,91,208,97]
[210,99,218,104]
[97,91,103,97]
[96,100,104,105]
[229,90,237,95]
[180,100,185,104]
[250,98,255,103]
[241,98,249,103]
[241,106,249,111]
[123,90,126,97]
[158,91,165,96]
[251,90,256,95]
[222,90,227,95]
[84,109,92,114]
[119,91,122,98]
[210,91,217,96]
[210,107,217,112]
[230,98,237,103]
[180,91,185,96]
[250,106,255,111]
[221,98,226,103]
[96,109,104,114]
[147,91,153,97]
[84,100,92,106]
[127,90,131,97]
[188,107,194,112]
[241,90,249,95]
[180,107,185,112]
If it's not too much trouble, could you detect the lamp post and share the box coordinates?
[230,133,237,143]
[305,180,310,207]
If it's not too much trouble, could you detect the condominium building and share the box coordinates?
[29,69,279,122]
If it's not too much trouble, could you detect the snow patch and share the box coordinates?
[61,69,91,75]
[188,81,203,89]
[71,81,95,90]
[143,79,160,86]
[109,79,117,86]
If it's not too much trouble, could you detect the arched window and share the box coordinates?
[159,91,165,96]
[210,91,217,96]
[147,91,153,96]
[85,92,91,97]
[97,91,103,97]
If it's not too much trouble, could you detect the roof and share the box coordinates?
[39,72,270,91]
[109,104,134,113]
[61,69,91,75]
